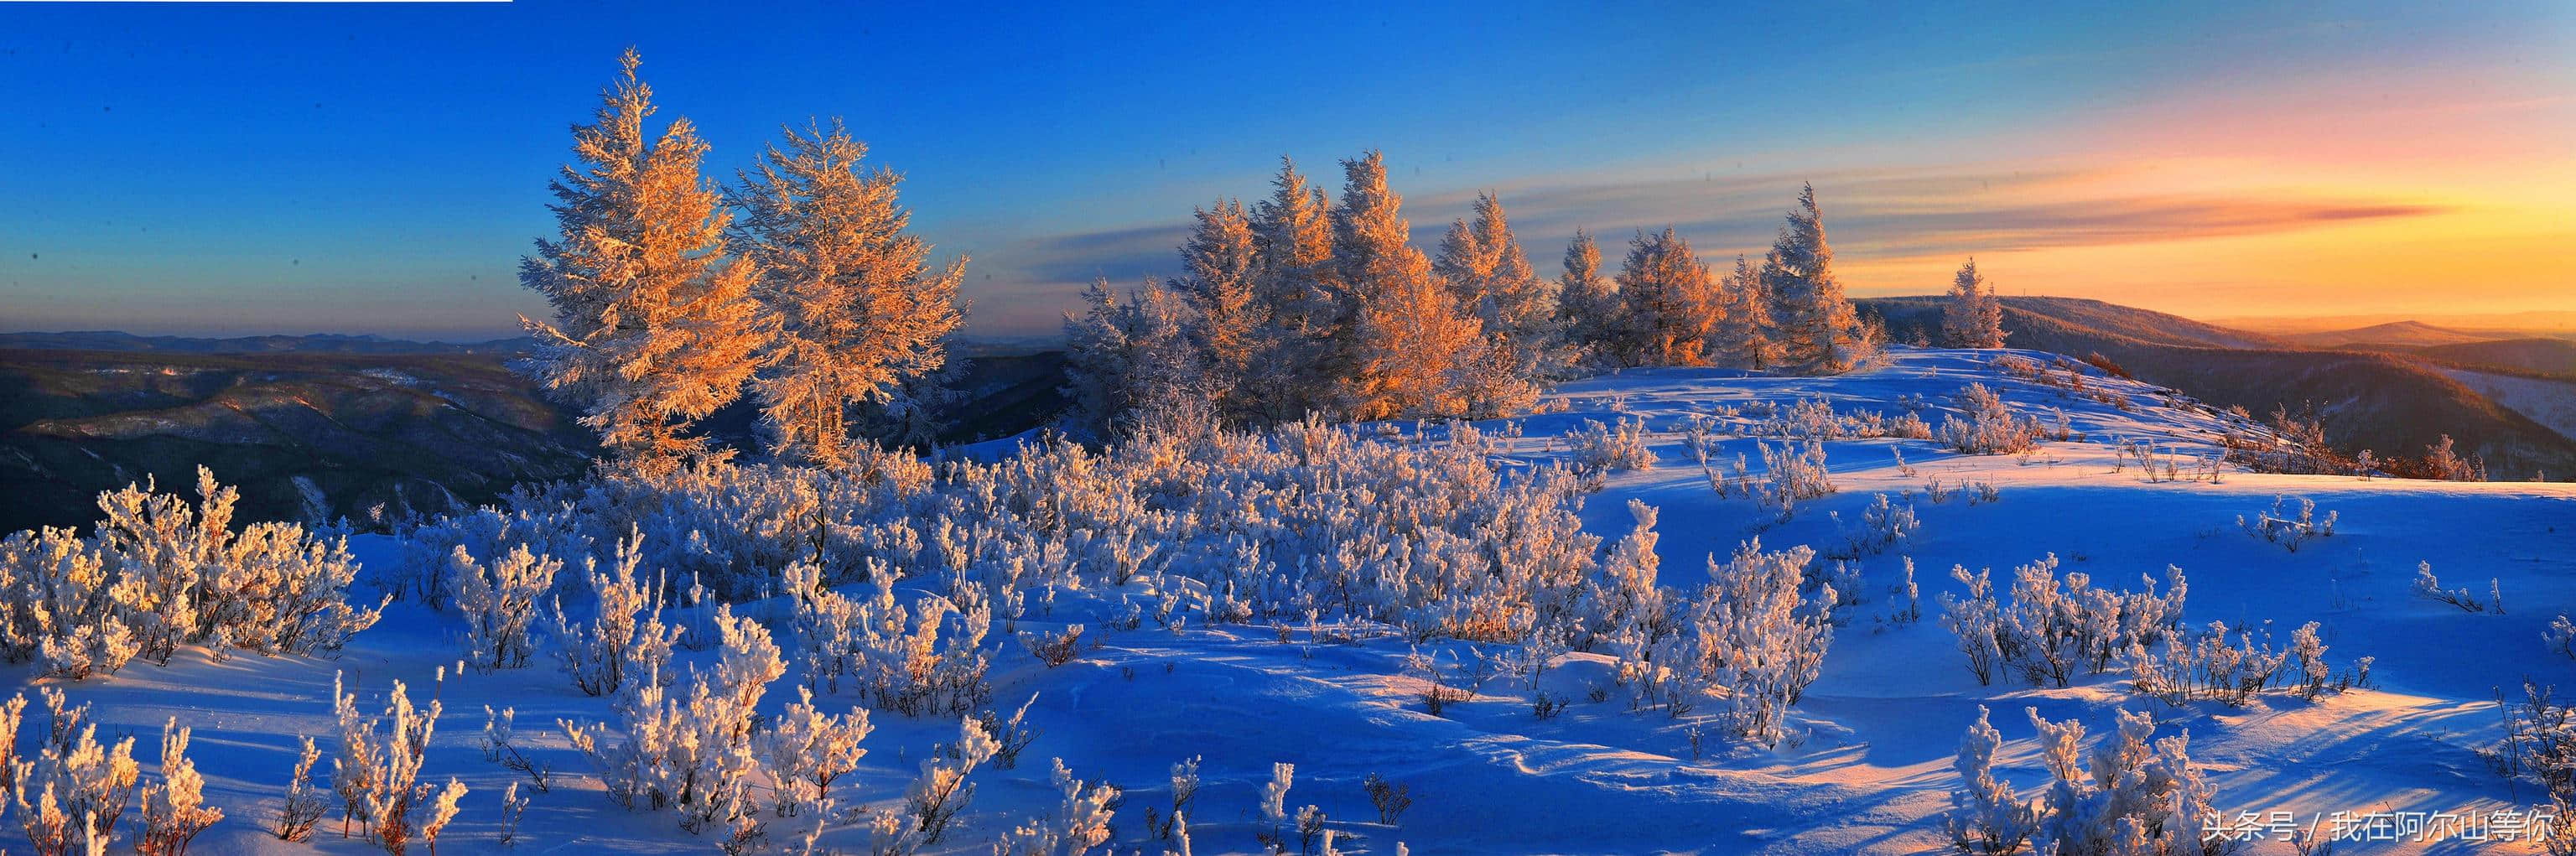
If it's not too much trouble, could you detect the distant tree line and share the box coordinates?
[512,50,2021,470]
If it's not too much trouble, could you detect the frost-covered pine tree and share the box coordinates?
[1332,151,1487,421]
[1760,184,1868,373]
[1612,228,1721,367]
[1243,157,1343,423]
[1711,254,1780,370]
[1435,192,1568,383]
[1176,197,1265,419]
[1555,229,1620,367]
[734,119,969,459]
[519,49,766,474]
[1940,258,2007,349]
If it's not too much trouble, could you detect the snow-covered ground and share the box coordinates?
[8,348,2573,855]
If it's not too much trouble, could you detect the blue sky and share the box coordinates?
[3,1,2569,339]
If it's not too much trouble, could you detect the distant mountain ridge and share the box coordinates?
[2278,320,2498,349]
[0,330,532,355]
[1862,296,2576,480]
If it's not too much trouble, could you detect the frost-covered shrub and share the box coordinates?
[785,560,991,717]
[2411,562,2499,614]
[559,604,780,835]
[548,532,682,697]
[539,456,932,599]
[1565,417,1656,475]
[2125,621,2288,708]
[1021,624,1085,668]
[137,717,225,854]
[0,469,384,680]
[1755,439,1836,515]
[2485,681,2576,834]
[10,690,138,855]
[2024,708,2225,856]
[330,673,466,854]
[480,706,551,792]
[757,687,873,818]
[1827,492,1919,559]
[1940,557,2184,688]
[1948,705,2036,854]
[2001,557,2186,688]
[387,501,591,610]
[1937,383,2041,454]
[2126,619,2371,708]
[995,758,1120,856]
[273,736,328,842]
[451,543,560,672]
[2237,495,2336,552]
[1940,566,2006,686]
[1677,539,1835,744]
[873,716,999,853]
[2548,615,2576,661]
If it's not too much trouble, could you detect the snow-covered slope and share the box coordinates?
[7,348,2572,855]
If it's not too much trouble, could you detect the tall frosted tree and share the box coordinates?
[1612,228,1721,367]
[1244,158,1341,422]
[1760,184,1868,372]
[1435,192,1568,383]
[1175,197,1264,417]
[519,49,765,474]
[1555,230,1619,367]
[1332,151,1488,420]
[733,119,969,462]
[1940,257,2007,349]
[1712,254,1781,370]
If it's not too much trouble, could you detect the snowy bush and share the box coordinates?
[2237,495,2336,553]
[758,687,873,818]
[1936,383,2041,454]
[1947,705,2035,854]
[547,531,683,696]
[873,716,999,853]
[273,735,328,842]
[1940,565,2007,687]
[387,501,591,610]
[1565,417,1657,475]
[2411,561,2501,614]
[480,705,552,792]
[561,603,780,834]
[451,543,561,672]
[330,672,467,854]
[0,468,385,679]
[2548,615,2576,661]
[1941,557,2184,688]
[995,758,1120,856]
[137,717,225,854]
[2024,708,2226,856]
[1755,439,1836,515]
[1676,539,1835,744]
[786,560,992,716]
[1827,492,1919,559]
[10,690,138,855]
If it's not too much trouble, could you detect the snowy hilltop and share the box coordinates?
[1,346,2570,854]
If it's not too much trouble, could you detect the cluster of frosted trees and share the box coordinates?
[518,49,968,474]
[1064,163,1884,435]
